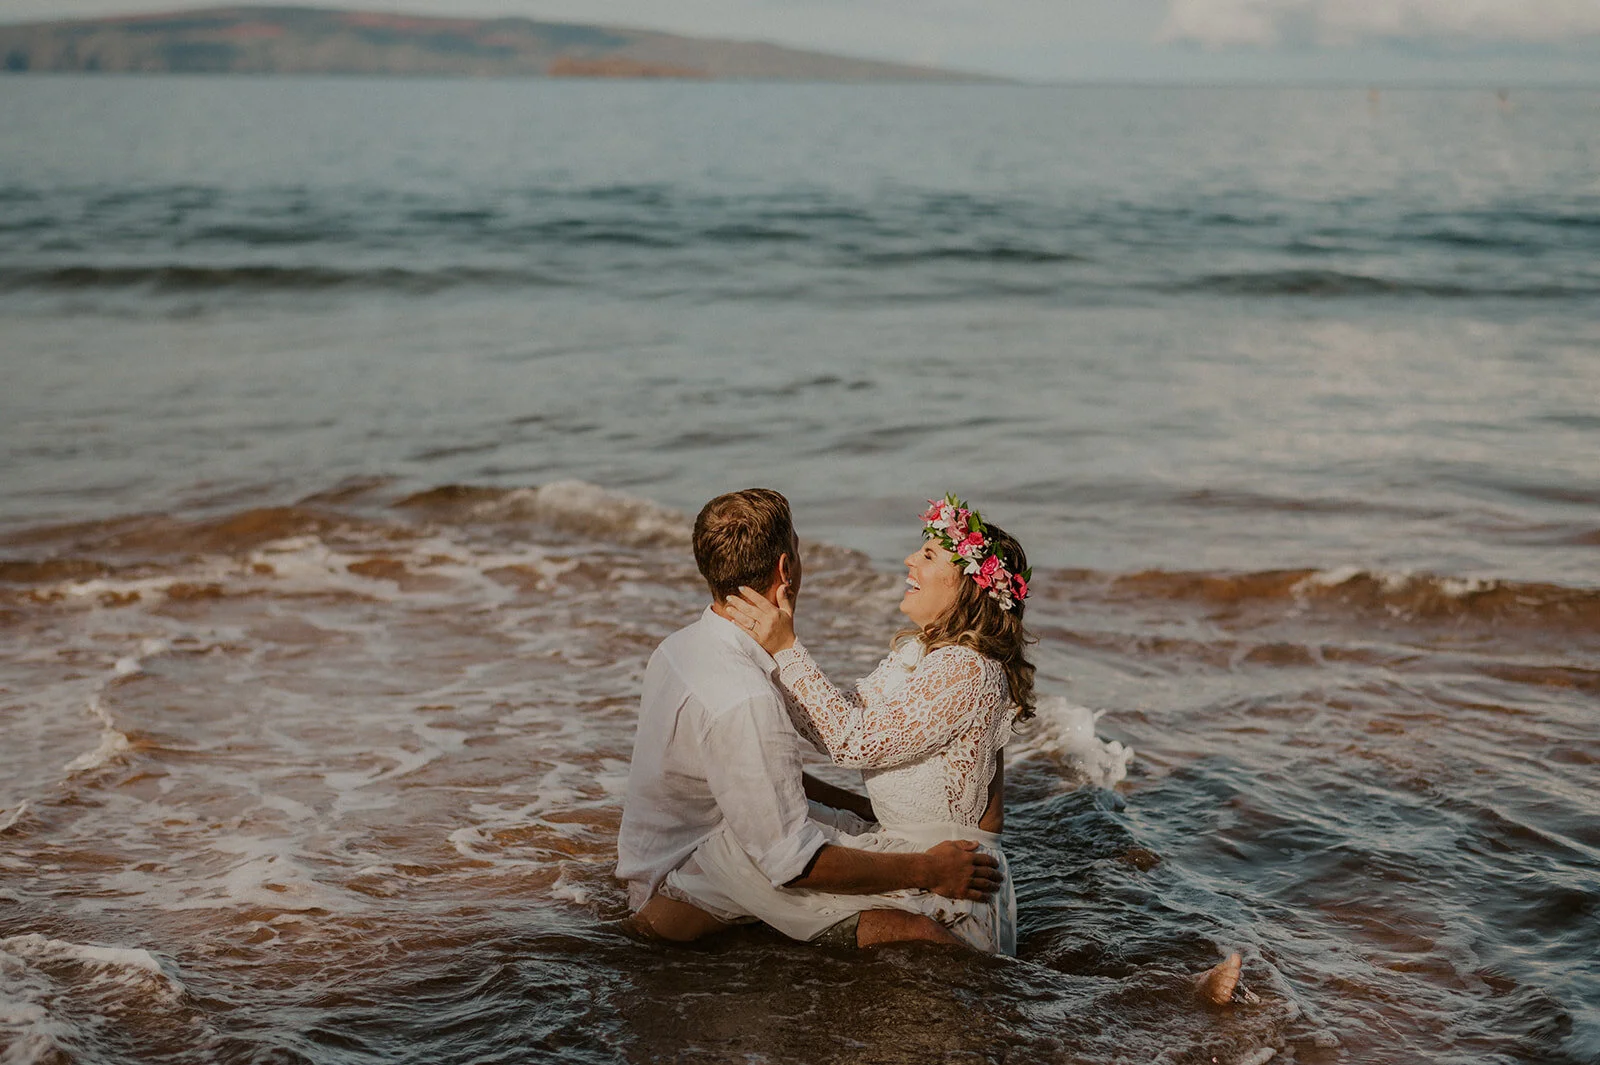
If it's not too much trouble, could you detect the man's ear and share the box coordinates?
[774,552,794,595]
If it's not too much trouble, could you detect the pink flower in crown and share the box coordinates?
[975,554,1002,588]
[921,500,943,524]
[1013,574,1029,602]
[949,508,971,539]
[957,530,985,558]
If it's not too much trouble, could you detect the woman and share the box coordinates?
[730,495,1255,1000]
[727,494,1032,954]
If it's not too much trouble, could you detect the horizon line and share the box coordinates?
[2,71,1596,90]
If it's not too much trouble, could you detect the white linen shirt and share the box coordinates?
[616,606,827,910]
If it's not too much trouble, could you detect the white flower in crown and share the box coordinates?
[991,580,1016,611]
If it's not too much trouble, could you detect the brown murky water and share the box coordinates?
[2,482,1594,1063]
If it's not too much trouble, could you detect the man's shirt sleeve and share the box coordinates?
[697,691,828,887]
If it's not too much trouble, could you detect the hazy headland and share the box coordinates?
[0,5,997,81]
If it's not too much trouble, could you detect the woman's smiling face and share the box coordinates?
[900,537,962,628]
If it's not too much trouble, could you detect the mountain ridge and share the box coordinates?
[0,5,1002,82]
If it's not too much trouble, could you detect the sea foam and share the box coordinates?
[1018,697,1135,789]
[0,934,191,1065]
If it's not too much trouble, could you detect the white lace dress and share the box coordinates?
[773,638,1018,954]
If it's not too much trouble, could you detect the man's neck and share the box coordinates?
[708,594,774,623]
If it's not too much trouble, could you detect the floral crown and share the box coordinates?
[919,494,1031,612]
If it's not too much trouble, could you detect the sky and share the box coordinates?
[4,0,1599,83]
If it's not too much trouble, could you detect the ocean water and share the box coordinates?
[1,78,1597,1064]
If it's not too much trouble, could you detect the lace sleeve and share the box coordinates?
[773,643,866,754]
[774,643,995,770]
[778,684,830,755]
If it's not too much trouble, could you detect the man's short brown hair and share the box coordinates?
[692,488,794,602]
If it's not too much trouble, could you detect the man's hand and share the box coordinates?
[725,582,796,654]
[922,840,1003,901]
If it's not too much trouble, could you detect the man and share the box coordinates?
[616,488,1002,948]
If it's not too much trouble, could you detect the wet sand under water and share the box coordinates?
[1,480,1594,1064]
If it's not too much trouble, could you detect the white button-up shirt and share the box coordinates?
[617,606,827,909]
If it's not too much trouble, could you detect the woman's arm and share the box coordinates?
[778,676,866,755]
[720,583,876,752]
[775,643,995,770]
[723,584,999,771]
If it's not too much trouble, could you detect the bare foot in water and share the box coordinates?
[1194,952,1258,1006]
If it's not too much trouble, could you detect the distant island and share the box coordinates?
[0,6,997,82]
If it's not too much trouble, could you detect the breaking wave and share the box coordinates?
[5,483,1597,638]
[395,480,692,548]
[1015,699,1135,790]
[0,934,197,1065]
[1058,564,1600,632]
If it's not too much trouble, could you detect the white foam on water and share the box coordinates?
[60,693,131,776]
[592,757,633,800]
[474,480,691,547]
[0,991,68,1065]
[1437,576,1496,597]
[113,638,169,675]
[214,853,344,912]
[448,766,621,875]
[1294,566,1501,600]
[324,745,442,793]
[1013,697,1135,789]
[0,935,178,987]
[61,575,204,603]
[453,799,559,868]
[0,802,29,834]
[0,935,190,1064]
[246,533,559,613]
[247,537,406,601]
[1295,565,1365,591]
[256,793,317,822]
[60,638,175,777]
[550,867,592,907]
[447,825,492,862]
[136,838,366,914]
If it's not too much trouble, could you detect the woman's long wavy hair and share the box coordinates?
[898,523,1037,720]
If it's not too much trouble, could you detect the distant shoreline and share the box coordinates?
[4,72,1595,91]
[0,5,1004,83]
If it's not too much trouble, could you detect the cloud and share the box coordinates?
[1159,0,1600,49]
